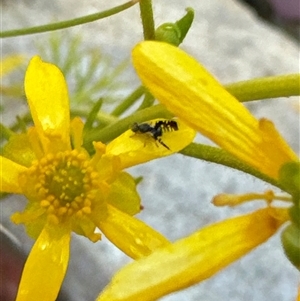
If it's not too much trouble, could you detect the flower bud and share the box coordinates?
[155,7,194,46]
[281,223,300,270]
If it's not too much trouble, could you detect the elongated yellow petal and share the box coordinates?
[95,205,170,259]
[132,42,298,179]
[25,56,71,153]
[97,207,288,301]
[16,224,71,301]
[106,118,196,168]
[0,156,27,193]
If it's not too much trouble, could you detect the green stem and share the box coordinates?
[1,1,138,38]
[83,98,103,131]
[137,91,155,110]
[139,0,155,40]
[225,74,300,102]
[83,104,172,152]
[180,143,283,189]
[71,109,117,126]
[111,86,145,116]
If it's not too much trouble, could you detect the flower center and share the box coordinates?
[27,150,100,224]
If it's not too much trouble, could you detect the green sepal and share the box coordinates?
[11,202,46,240]
[107,172,141,216]
[155,7,194,46]
[155,23,181,46]
[278,161,300,201]
[281,223,300,270]
[2,133,36,167]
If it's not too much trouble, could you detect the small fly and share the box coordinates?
[131,120,178,150]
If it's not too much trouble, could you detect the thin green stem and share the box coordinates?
[83,98,103,131]
[180,143,283,190]
[111,86,145,116]
[83,104,172,152]
[70,109,117,126]
[1,1,138,38]
[274,195,293,202]
[139,0,155,40]
[137,91,155,110]
[225,74,300,102]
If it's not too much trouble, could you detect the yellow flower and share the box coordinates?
[94,41,298,300]
[0,55,195,301]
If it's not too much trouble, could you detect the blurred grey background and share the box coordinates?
[1,1,300,301]
[238,0,300,40]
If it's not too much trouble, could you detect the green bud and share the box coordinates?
[289,205,300,228]
[155,7,194,46]
[155,23,181,46]
[278,161,300,201]
[281,224,300,270]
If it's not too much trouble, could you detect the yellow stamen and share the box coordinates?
[213,190,292,207]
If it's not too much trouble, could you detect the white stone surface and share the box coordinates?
[2,1,299,301]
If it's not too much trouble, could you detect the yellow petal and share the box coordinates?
[16,224,71,301]
[95,205,170,259]
[25,56,71,153]
[70,117,84,150]
[97,207,287,301]
[106,118,196,168]
[0,156,27,193]
[132,42,298,179]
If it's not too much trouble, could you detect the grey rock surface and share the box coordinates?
[2,1,299,301]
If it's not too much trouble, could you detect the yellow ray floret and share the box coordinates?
[24,56,71,154]
[97,207,288,301]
